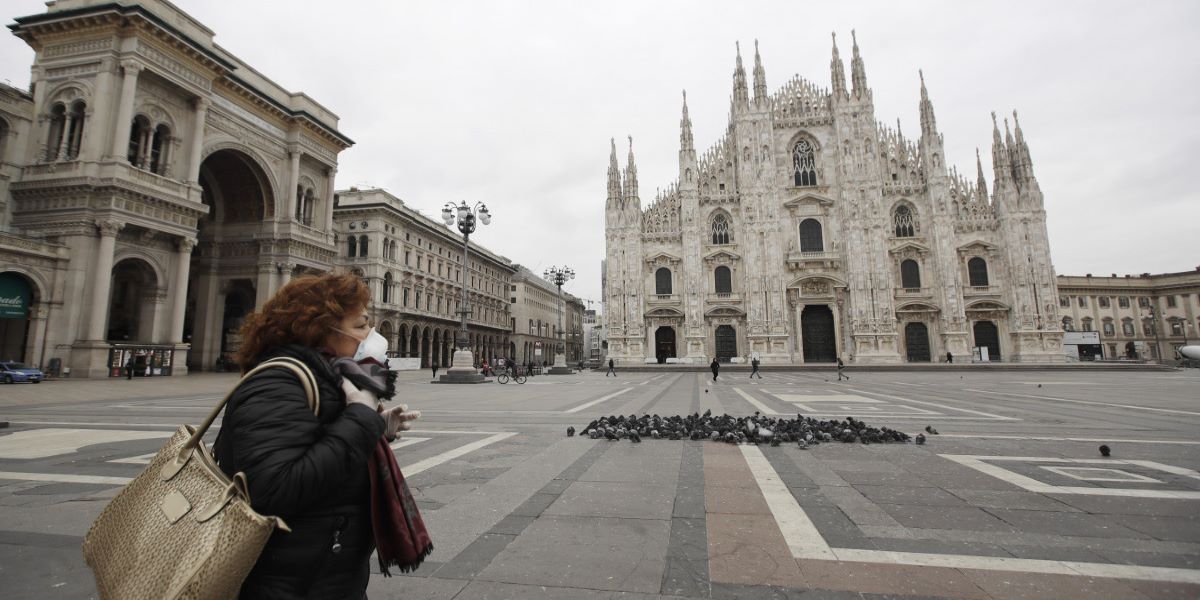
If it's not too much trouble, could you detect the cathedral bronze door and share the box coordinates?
[973,321,1001,361]
[904,322,931,362]
[801,305,836,363]
[655,326,676,364]
[714,325,737,362]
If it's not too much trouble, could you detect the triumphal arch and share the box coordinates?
[0,0,351,376]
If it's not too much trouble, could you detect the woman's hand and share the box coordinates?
[380,403,421,441]
[340,378,379,410]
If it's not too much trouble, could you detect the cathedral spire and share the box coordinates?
[850,29,869,99]
[732,41,749,111]
[623,135,639,202]
[680,90,694,152]
[607,137,622,204]
[990,111,1013,196]
[1012,110,1040,192]
[830,32,847,100]
[918,69,937,137]
[975,147,989,204]
[752,39,768,106]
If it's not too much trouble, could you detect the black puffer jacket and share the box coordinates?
[215,344,385,599]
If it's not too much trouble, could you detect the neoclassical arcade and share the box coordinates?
[0,1,350,376]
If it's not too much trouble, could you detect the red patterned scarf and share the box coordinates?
[368,437,433,575]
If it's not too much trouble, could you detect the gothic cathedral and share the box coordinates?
[603,34,1064,365]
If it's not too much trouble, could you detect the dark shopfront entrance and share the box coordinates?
[655,326,676,364]
[108,346,175,377]
[801,305,837,363]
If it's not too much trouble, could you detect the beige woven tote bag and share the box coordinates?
[82,356,320,599]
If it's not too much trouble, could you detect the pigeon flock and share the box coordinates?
[567,409,914,447]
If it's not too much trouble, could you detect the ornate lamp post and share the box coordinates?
[438,200,490,383]
[544,265,575,374]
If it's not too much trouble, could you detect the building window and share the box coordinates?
[403,288,409,307]
[711,213,732,245]
[798,219,823,252]
[893,205,916,238]
[1122,319,1135,336]
[900,259,921,289]
[1170,321,1184,336]
[1118,296,1130,308]
[655,267,672,295]
[347,236,357,257]
[1098,296,1110,308]
[1138,297,1150,308]
[1142,319,1155,335]
[1059,296,1070,308]
[967,257,989,286]
[1062,317,1074,332]
[149,124,172,175]
[1081,317,1093,332]
[358,235,368,257]
[792,140,817,186]
[426,293,432,310]
[127,115,152,166]
[1166,295,1177,308]
[382,272,393,303]
[705,266,730,295]
[1103,320,1115,336]
[1078,296,1088,308]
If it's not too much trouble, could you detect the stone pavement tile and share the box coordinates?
[820,459,906,474]
[1116,579,1200,600]
[870,537,1013,558]
[487,514,536,536]
[799,504,872,548]
[1110,515,1200,542]
[877,504,1015,532]
[835,471,936,488]
[1051,494,1199,517]
[820,486,907,528]
[947,489,1079,512]
[545,481,677,520]
[366,575,466,599]
[706,483,772,515]
[661,517,709,598]
[996,543,1106,563]
[1090,548,1199,569]
[854,484,967,506]
[435,533,518,580]
[707,513,804,589]
[960,569,1152,600]
[474,515,671,594]
[672,483,705,519]
[985,508,1152,539]
[455,580,693,600]
[509,492,559,517]
[580,456,682,485]
[710,581,866,599]
[793,558,991,599]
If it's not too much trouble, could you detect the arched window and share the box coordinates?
[714,266,732,294]
[45,103,66,161]
[655,267,672,295]
[1081,317,1093,332]
[967,257,989,286]
[711,213,731,245]
[66,101,86,160]
[303,188,316,226]
[1102,319,1115,336]
[900,259,921,289]
[358,235,368,257]
[1062,317,1074,332]
[347,236,357,257]
[798,218,823,252]
[127,115,151,167]
[150,124,171,175]
[893,205,915,237]
[792,140,817,186]
[1122,318,1135,336]
[383,272,393,303]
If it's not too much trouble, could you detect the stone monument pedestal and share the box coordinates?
[547,352,573,375]
[438,349,487,383]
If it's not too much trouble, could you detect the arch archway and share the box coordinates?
[973,321,1001,361]
[409,326,420,361]
[420,327,431,368]
[801,305,836,362]
[0,272,39,363]
[714,325,737,362]
[106,258,159,343]
[904,322,931,362]
[655,326,676,364]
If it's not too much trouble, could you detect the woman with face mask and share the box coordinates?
[215,273,428,599]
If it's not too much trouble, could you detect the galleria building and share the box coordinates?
[0,0,588,377]
[603,36,1065,364]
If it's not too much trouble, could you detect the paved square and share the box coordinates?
[2,368,1199,599]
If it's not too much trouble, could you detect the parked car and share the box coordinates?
[0,361,44,384]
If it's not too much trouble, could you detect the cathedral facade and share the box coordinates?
[603,35,1064,365]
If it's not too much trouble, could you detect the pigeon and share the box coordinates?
[566,426,575,437]
[651,430,661,439]
[924,425,939,435]
[604,429,618,441]
[770,437,782,447]
[915,433,926,445]
[798,439,808,450]
[629,431,641,443]
[589,429,602,439]
[1099,444,1111,457]
[1037,384,1042,388]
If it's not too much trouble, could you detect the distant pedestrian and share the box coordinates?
[527,360,535,377]
[710,358,720,382]
[606,358,616,376]
[431,360,439,379]
[837,357,849,381]
[124,355,135,380]
[750,357,762,379]
[946,351,953,364]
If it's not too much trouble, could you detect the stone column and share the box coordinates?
[186,97,210,182]
[284,147,301,223]
[86,220,123,340]
[278,262,294,289]
[56,113,76,161]
[324,166,337,230]
[169,238,196,343]
[137,126,152,168]
[109,61,143,160]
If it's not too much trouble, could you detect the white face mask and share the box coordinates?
[339,326,389,363]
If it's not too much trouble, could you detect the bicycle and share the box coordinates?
[496,367,527,384]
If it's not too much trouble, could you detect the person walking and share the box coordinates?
[710,357,720,382]
[215,273,427,598]
[606,358,616,377]
[431,359,439,380]
[750,356,762,379]
[837,357,849,381]
[946,351,953,364]
[124,354,134,380]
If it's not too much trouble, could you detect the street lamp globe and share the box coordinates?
[437,200,492,383]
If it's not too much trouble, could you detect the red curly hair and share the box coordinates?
[234,273,370,371]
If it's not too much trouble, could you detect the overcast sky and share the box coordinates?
[3,0,1198,306]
